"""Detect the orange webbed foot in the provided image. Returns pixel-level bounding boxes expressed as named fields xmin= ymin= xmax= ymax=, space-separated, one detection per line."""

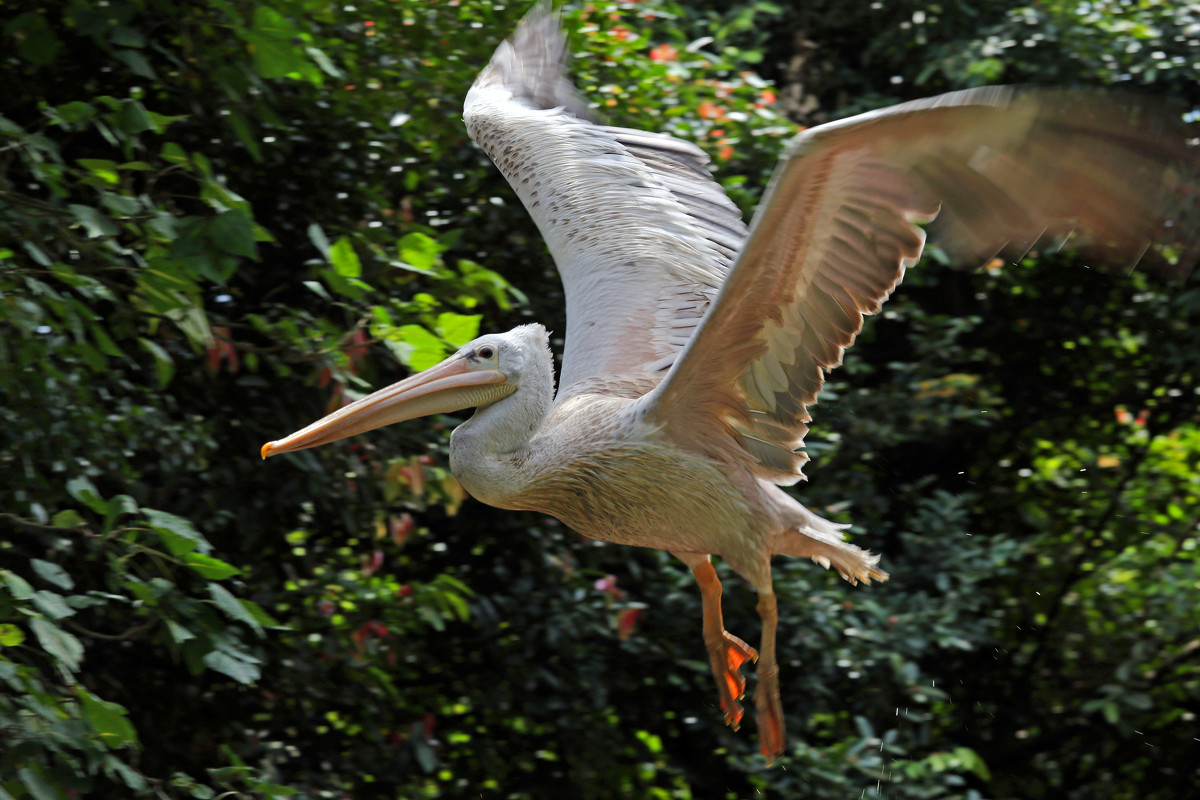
xmin=707 ymin=630 xmax=758 ymax=729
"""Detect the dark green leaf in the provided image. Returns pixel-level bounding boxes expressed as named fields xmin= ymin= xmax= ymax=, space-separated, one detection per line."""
xmin=31 ymin=590 xmax=75 ymax=620
xmin=2 ymin=571 xmax=34 ymax=600
xmin=209 ymin=584 xmax=263 ymax=636
xmin=68 ymin=204 xmax=119 ymax=238
xmin=109 ymin=26 xmax=145 ymax=47
xmin=138 ymin=337 xmax=175 ymax=388
xmin=31 ymin=559 xmax=73 ymax=590
xmin=66 ymin=475 xmax=106 ymax=513
xmin=18 ymin=763 xmax=66 ymax=800
xmin=144 ymin=508 xmax=211 ymax=555
xmin=50 ymin=509 xmax=85 ymax=528
xmin=166 ymin=619 xmax=196 ymax=644
xmin=113 ymin=49 xmax=156 ymax=78
xmin=209 ymin=211 xmax=258 ymax=260
xmin=53 ymin=100 xmax=96 ymax=125
xmin=112 ymin=99 xmax=157 ymax=135
xmin=202 ymin=649 xmax=260 ymax=684
xmin=227 ymin=109 xmax=262 ymax=163
xmin=6 ymin=13 xmax=61 ymax=65
xmin=78 ymin=686 xmax=139 ymax=749
xmin=307 ymin=223 xmax=331 ymax=260
xmin=31 ymin=616 xmax=83 ymax=672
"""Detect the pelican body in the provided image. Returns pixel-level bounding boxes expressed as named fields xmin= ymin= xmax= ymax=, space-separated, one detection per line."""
xmin=264 ymin=4 xmax=1197 ymax=760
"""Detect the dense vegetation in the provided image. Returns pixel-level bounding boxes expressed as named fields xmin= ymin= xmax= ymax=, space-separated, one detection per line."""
xmin=2 ymin=0 xmax=1197 ymax=797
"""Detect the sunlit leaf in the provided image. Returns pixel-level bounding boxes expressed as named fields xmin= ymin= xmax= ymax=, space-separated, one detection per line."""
xmin=436 ymin=312 xmax=481 ymax=347
xmin=0 ymin=623 xmax=25 ymax=647
xmin=397 ymin=232 xmax=442 ymax=273
xmin=330 ymin=236 xmax=362 ymax=277
xmin=182 ymin=553 xmax=240 ymax=580
xmin=397 ymin=324 xmax=446 ymax=371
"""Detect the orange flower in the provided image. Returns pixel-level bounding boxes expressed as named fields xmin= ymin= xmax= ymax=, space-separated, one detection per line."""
xmin=760 ymin=88 xmax=777 ymax=105
xmin=649 ymin=43 xmax=678 ymax=62
xmin=697 ymin=100 xmax=722 ymax=119
xmin=609 ymin=25 xmax=629 ymax=40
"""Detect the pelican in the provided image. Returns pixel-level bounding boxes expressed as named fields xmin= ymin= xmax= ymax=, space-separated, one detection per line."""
xmin=263 ymin=4 xmax=1196 ymax=760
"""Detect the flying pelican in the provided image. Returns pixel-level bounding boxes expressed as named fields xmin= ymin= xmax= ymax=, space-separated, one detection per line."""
xmin=263 ymin=4 xmax=1196 ymax=759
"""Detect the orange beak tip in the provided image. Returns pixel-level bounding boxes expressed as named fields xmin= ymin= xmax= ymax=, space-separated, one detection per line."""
xmin=260 ymin=441 xmax=275 ymax=460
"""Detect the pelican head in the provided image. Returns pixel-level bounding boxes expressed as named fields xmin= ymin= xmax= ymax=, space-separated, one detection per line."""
xmin=261 ymin=324 xmax=550 ymax=458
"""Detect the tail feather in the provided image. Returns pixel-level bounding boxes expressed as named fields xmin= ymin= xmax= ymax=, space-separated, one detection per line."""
xmin=774 ymin=508 xmax=888 ymax=586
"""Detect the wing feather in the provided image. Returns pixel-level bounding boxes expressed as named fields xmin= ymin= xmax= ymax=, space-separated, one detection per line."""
xmin=464 ymin=6 xmax=747 ymax=398
xmin=643 ymin=88 xmax=1197 ymax=484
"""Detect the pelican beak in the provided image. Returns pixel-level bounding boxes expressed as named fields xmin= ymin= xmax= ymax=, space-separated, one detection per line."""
xmin=261 ymin=354 xmax=511 ymax=458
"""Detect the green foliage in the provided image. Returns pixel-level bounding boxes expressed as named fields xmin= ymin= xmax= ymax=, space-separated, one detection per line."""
xmin=2 ymin=0 xmax=1198 ymax=798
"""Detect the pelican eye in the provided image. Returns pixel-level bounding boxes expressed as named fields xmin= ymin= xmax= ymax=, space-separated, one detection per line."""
xmin=476 ymin=345 xmax=496 ymax=360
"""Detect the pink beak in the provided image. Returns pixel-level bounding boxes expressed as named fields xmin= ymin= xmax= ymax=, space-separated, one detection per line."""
xmin=261 ymin=354 xmax=510 ymax=458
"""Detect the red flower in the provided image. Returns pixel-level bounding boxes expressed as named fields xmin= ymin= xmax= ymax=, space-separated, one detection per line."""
xmin=617 ymin=607 xmax=644 ymax=640
xmin=649 ymin=43 xmax=678 ymax=62
xmin=390 ymin=513 xmax=415 ymax=546
xmin=361 ymin=549 xmax=384 ymax=576
xmin=205 ymin=327 xmax=239 ymax=375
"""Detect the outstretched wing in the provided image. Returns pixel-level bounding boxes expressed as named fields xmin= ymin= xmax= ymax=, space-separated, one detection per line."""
xmin=463 ymin=5 xmax=747 ymax=399
xmin=642 ymin=87 xmax=1197 ymax=484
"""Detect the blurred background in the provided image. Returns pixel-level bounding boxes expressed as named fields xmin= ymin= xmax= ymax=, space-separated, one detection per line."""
xmin=2 ymin=0 xmax=1198 ymax=797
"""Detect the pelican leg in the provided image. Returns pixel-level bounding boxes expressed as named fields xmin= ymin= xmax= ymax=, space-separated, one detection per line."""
xmin=689 ymin=559 xmax=758 ymax=730
xmin=754 ymin=589 xmax=786 ymax=761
